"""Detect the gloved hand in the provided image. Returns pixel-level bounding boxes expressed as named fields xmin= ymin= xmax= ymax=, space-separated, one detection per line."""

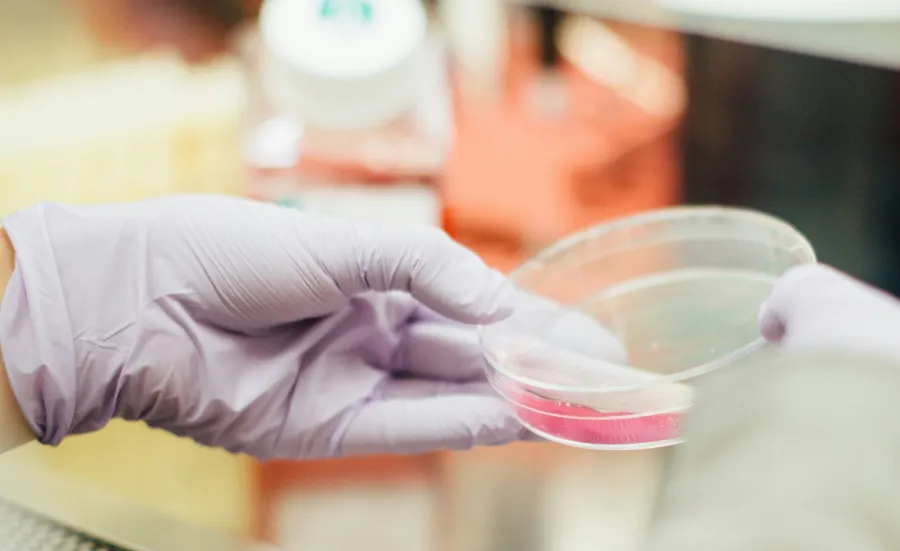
xmin=643 ymin=264 xmax=900 ymax=551
xmin=759 ymin=263 xmax=900 ymax=357
xmin=0 ymin=195 xmax=530 ymax=460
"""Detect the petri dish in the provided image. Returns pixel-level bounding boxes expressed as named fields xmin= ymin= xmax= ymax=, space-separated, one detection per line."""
xmin=480 ymin=206 xmax=816 ymax=450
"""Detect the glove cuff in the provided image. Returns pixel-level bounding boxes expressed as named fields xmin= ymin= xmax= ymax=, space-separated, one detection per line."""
xmin=0 ymin=205 xmax=79 ymax=446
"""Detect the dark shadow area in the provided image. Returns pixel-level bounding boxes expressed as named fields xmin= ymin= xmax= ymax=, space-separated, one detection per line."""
xmin=682 ymin=35 xmax=900 ymax=294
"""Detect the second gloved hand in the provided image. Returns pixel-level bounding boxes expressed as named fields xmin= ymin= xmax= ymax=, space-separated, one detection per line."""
xmin=0 ymin=195 xmax=529 ymax=460
xmin=759 ymin=263 xmax=900 ymax=357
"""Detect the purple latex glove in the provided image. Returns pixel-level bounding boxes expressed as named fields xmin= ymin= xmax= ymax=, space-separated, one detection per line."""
xmin=759 ymin=263 xmax=900 ymax=357
xmin=0 ymin=195 xmax=531 ymax=460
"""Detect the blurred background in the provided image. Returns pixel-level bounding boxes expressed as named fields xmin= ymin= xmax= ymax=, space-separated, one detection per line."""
xmin=0 ymin=0 xmax=899 ymax=550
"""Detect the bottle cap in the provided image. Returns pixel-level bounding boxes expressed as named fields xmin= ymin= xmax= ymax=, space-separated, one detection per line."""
xmin=259 ymin=0 xmax=429 ymax=130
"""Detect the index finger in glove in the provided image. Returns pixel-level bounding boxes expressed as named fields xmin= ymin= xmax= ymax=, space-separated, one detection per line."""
xmin=324 ymin=220 xmax=516 ymax=325
xmin=398 ymin=292 xmax=627 ymax=383
xmin=413 ymin=291 xmax=627 ymax=362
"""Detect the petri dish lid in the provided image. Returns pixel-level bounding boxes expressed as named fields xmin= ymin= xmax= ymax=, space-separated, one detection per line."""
xmin=481 ymin=207 xmax=816 ymax=403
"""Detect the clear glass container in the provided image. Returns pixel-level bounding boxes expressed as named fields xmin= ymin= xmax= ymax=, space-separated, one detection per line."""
xmin=480 ymin=206 xmax=816 ymax=450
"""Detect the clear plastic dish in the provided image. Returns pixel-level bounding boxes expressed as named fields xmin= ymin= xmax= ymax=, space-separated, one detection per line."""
xmin=480 ymin=206 xmax=816 ymax=450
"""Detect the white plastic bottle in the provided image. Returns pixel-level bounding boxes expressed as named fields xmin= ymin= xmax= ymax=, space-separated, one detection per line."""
xmin=240 ymin=0 xmax=453 ymax=227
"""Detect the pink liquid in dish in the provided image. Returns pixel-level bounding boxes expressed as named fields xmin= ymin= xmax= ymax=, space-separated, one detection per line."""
xmin=511 ymin=391 xmax=682 ymax=447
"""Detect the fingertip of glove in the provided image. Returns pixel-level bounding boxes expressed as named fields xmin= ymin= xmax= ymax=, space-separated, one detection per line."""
xmin=480 ymin=274 xmax=518 ymax=321
xmin=434 ymin=267 xmax=517 ymax=325
xmin=757 ymin=300 xmax=785 ymax=343
xmin=760 ymin=263 xmax=837 ymax=342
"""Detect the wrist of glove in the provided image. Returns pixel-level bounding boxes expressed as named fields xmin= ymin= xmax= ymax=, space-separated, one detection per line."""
xmin=0 ymin=227 xmax=36 ymax=454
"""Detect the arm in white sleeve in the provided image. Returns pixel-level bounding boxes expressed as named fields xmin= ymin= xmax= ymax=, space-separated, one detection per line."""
xmin=643 ymin=352 xmax=900 ymax=551
xmin=0 ymin=228 xmax=36 ymax=454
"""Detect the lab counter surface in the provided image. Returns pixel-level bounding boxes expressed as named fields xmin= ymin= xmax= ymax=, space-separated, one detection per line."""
xmin=0 ymin=452 xmax=282 ymax=551
xmin=0 ymin=445 xmax=668 ymax=551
